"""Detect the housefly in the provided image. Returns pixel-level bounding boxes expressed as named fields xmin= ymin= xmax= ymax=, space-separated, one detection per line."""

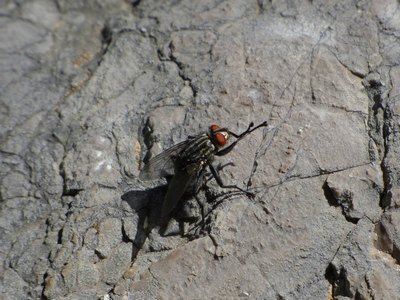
xmin=139 ymin=121 xmax=268 ymax=218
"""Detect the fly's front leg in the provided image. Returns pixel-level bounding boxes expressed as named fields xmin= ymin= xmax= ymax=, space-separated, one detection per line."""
xmin=207 ymin=161 xmax=255 ymax=198
xmin=215 ymin=121 xmax=268 ymax=157
xmin=215 ymin=139 xmax=241 ymax=156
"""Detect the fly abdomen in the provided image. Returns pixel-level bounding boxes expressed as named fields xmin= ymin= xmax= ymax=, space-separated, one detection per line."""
xmin=178 ymin=134 xmax=215 ymax=166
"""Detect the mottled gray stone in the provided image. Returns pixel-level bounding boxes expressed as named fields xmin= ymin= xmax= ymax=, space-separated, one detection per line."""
xmin=327 ymin=218 xmax=400 ymax=299
xmin=375 ymin=210 xmax=400 ymax=264
xmin=1 ymin=0 xmax=400 ymax=299
xmin=325 ymin=165 xmax=383 ymax=222
xmin=121 ymin=215 xmax=139 ymax=242
xmin=0 ymin=268 xmax=29 ymax=300
xmin=97 ymin=242 xmax=132 ymax=285
xmin=95 ymin=218 xmax=123 ymax=258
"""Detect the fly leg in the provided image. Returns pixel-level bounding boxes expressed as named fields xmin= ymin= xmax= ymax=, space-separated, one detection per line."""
xmin=207 ymin=161 xmax=255 ymax=198
xmin=215 ymin=121 xmax=268 ymax=157
xmin=187 ymin=163 xmax=236 ymax=236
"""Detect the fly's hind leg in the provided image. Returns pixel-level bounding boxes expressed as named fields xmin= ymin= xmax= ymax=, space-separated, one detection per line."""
xmin=207 ymin=161 xmax=255 ymax=199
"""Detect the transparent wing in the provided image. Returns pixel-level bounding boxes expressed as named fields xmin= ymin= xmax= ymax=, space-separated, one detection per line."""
xmin=139 ymin=139 xmax=190 ymax=181
xmin=161 ymin=163 xmax=202 ymax=217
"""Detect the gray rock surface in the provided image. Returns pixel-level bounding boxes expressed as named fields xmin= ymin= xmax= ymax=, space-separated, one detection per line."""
xmin=1 ymin=0 xmax=400 ymax=299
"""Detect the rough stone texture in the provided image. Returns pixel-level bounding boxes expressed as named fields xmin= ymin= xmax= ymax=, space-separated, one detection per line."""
xmin=1 ymin=0 xmax=400 ymax=299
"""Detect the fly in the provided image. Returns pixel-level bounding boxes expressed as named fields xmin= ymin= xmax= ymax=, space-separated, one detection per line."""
xmin=139 ymin=121 xmax=268 ymax=218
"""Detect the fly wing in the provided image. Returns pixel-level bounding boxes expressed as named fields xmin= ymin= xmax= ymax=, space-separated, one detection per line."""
xmin=139 ymin=139 xmax=190 ymax=181
xmin=161 ymin=163 xmax=201 ymax=218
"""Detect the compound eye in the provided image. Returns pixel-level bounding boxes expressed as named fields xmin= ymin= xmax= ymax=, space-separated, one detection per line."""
xmin=214 ymin=131 xmax=229 ymax=146
xmin=210 ymin=124 xmax=229 ymax=146
xmin=210 ymin=124 xmax=220 ymax=132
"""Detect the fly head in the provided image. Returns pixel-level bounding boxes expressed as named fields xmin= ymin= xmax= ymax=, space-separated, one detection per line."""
xmin=209 ymin=124 xmax=230 ymax=148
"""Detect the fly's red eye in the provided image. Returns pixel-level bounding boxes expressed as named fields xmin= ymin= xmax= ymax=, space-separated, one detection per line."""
xmin=210 ymin=124 xmax=229 ymax=146
xmin=214 ymin=132 xmax=228 ymax=145
xmin=210 ymin=124 xmax=220 ymax=132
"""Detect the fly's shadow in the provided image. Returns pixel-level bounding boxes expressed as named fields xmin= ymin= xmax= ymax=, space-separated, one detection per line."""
xmin=120 ymin=181 xmax=202 ymax=247
xmin=121 ymin=171 xmax=245 ymax=253
xmin=121 ymin=184 xmax=167 ymax=254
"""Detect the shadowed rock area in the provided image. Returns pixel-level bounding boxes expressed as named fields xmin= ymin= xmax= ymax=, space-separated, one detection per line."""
xmin=1 ymin=0 xmax=400 ymax=299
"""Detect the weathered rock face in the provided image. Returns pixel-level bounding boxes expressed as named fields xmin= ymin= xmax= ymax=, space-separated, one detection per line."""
xmin=1 ymin=0 xmax=399 ymax=299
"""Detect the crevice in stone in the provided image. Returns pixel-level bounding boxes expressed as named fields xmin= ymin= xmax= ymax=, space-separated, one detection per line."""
xmin=292 ymin=162 xmax=369 ymax=182
xmin=252 ymin=162 xmax=372 ymax=197
xmin=101 ymin=25 xmax=113 ymax=49
xmin=328 ymin=47 xmax=365 ymax=79
xmin=140 ymin=117 xmax=156 ymax=164
xmin=166 ymin=41 xmax=197 ymax=98
xmin=364 ymin=77 xmax=385 ymax=161
xmin=57 ymin=228 xmax=63 ymax=245
xmin=91 ymin=21 xmax=136 ymax=75
xmin=40 ymin=272 xmax=49 ymax=300
xmin=354 ymin=290 xmax=363 ymax=300
xmin=362 ymin=273 xmax=374 ymax=300
xmin=322 ymin=180 xmax=359 ymax=224
xmin=61 ymin=188 xmax=83 ymax=197
xmin=363 ymin=74 xmax=392 ymax=209
xmin=106 ymin=286 xmax=116 ymax=298
xmin=325 ymin=263 xmax=353 ymax=298
xmin=59 ymin=160 xmax=83 ymax=197
xmin=130 ymin=0 xmax=142 ymax=8
xmin=380 ymin=103 xmax=393 ymax=208
xmin=94 ymin=249 xmax=106 ymax=260
xmin=373 ymin=221 xmax=400 ymax=265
